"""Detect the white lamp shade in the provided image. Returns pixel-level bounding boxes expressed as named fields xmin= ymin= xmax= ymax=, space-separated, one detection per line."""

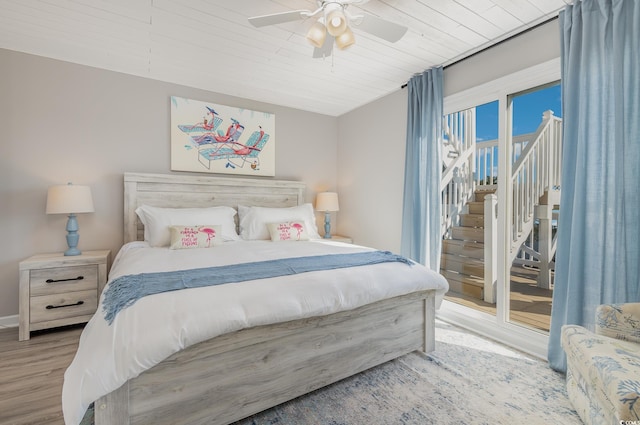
xmin=326 ymin=9 xmax=347 ymax=36
xmin=46 ymin=184 xmax=95 ymax=214
xmin=335 ymin=27 xmax=355 ymax=50
xmin=306 ymin=21 xmax=327 ymax=48
xmin=316 ymin=192 xmax=339 ymax=212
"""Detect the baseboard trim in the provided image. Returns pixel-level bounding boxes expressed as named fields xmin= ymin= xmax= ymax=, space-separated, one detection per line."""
xmin=0 ymin=315 xmax=18 ymax=328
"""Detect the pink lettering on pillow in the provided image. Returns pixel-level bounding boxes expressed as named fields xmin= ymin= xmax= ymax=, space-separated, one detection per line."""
xmin=180 ymin=227 xmax=200 ymax=248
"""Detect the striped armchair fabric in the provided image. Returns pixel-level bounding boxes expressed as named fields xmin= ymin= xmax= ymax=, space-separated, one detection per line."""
xmin=561 ymin=303 xmax=640 ymax=425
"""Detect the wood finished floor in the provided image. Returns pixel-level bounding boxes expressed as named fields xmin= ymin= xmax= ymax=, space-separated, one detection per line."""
xmin=0 ymin=325 xmax=83 ymax=425
xmin=446 ymin=265 xmax=553 ymax=332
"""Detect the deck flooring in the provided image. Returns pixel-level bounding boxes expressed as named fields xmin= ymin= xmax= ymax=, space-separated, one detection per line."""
xmin=445 ymin=265 xmax=553 ymax=332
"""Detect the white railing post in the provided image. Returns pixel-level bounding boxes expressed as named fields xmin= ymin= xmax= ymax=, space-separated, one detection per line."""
xmin=484 ymin=193 xmax=497 ymax=304
xmin=535 ymin=203 xmax=553 ymax=289
xmin=441 ymin=108 xmax=477 ymax=239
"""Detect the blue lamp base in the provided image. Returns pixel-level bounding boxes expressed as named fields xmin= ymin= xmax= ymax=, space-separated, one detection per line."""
xmin=323 ymin=211 xmax=332 ymax=239
xmin=64 ymin=213 xmax=82 ymax=256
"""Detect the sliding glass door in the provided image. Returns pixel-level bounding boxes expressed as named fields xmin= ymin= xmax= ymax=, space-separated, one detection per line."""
xmin=438 ymin=60 xmax=561 ymax=358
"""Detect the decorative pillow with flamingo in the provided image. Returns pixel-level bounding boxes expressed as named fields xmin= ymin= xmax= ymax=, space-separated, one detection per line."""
xmin=169 ymin=225 xmax=223 ymax=249
xmin=266 ymin=221 xmax=310 ymax=242
xmin=238 ymin=204 xmax=321 ymax=240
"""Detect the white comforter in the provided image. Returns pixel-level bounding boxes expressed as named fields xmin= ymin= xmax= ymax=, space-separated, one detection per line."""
xmin=62 ymin=240 xmax=448 ymax=425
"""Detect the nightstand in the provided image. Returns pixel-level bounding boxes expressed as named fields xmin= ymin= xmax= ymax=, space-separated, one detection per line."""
xmin=326 ymin=235 xmax=353 ymax=244
xmin=18 ymin=250 xmax=110 ymax=341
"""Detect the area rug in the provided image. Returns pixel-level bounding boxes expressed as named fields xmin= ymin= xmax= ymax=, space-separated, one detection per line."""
xmin=83 ymin=320 xmax=581 ymax=424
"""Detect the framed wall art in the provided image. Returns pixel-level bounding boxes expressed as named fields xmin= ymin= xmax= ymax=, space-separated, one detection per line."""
xmin=170 ymin=96 xmax=275 ymax=176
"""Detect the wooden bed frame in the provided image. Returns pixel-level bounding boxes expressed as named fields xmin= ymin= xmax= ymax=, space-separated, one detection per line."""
xmin=94 ymin=172 xmax=436 ymax=425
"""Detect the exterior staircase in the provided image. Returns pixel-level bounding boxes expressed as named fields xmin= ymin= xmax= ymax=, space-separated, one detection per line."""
xmin=440 ymin=190 xmax=493 ymax=299
xmin=440 ymin=108 xmax=563 ymax=304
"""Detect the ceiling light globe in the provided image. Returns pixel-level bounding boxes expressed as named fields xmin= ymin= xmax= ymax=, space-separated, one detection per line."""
xmin=306 ymin=21 xmax=327 ymax=48
xmin=335 ymin=27 xmax=355 ymax=50
xmin=326 ymin=10 xmax=347 ymax=36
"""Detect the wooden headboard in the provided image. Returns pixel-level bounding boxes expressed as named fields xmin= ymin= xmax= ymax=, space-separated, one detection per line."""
xmin=123 ymin=172 xmax=306 ymax=243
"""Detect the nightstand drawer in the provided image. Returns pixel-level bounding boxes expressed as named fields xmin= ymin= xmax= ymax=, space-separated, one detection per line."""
xmin=19 ymin=250 xmax=110 ymax=340
xmin=30 ymin=289 xmax=98 ymax=324
xmin=30 ymin=265 xmax=98 ymax=296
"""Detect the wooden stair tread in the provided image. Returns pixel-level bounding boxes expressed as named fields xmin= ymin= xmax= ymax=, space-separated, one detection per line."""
xmin=440 ymin=253 xmax=484 ymax=277
xmin=442 ymin=239 xmax=484 ymax=259
xmin=442 ymin=239 xmax=484 ymax=249
xmin=451 ymin=226 xmax=484 ymax=242
xmin=459 ymin=213 xmax=484 ymax=228
xmin=467 ymin=202 xmax=484 ymax=215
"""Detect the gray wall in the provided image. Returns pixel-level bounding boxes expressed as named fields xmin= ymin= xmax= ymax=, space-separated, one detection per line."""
xmin=0 ymin=49 xmax=337 ymax=318
xmin=336 ymin=89 xmax=408 ymax=251
xmin=336 ymin=19 xmax=560 ymax=252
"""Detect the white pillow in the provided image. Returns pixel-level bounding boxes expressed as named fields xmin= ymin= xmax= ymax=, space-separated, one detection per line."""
xmin=135 ymin=205 xmax=239 ymax=247
xmin=238 ymin=204 xmax=320 ymax=240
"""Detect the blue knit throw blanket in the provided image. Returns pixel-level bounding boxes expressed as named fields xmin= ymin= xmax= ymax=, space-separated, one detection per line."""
xmin=102 ymin=250 xmax=413 ymax=324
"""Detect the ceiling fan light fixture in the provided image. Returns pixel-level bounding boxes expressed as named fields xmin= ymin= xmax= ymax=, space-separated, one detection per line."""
xmin=335 ymin=27 xmax=355 ymax=50
xmin=306 ymin=21 xmax=327 ymax=48
xmin=326 ymin=9 xmax=347 ymax=36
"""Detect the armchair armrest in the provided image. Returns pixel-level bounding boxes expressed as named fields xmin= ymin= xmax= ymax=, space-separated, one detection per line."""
xmin=596 ymin=303 xmax=640 ymax=344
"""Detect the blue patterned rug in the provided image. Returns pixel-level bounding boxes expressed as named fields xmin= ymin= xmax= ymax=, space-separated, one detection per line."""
xmin=83 ymin=321 xmax=581 ymax=424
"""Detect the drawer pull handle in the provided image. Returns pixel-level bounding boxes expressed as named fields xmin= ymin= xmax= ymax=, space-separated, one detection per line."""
xmin=46 ymin=301 xmax=85 ymax=309
xmin=46 ymin=276 xmax=84 ymax=283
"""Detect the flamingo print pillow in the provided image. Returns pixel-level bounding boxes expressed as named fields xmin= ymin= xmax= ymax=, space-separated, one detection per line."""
xmin=169 ymin=225 xmax=223 ymax=249
xmin=267 ymin=221 xmax=310 ymax=242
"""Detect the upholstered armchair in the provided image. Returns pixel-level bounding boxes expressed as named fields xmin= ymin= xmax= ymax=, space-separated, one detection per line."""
xmin=561 ymin=303 xmax=640 ymax=425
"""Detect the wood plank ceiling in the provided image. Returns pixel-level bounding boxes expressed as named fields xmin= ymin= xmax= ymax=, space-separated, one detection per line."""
xmin=0 ymin=0 xmax=570 ymax=116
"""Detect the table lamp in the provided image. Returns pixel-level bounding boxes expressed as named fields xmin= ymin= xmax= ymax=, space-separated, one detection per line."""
xmin=46 ymin=183 xmax=95 ymax=256
xmin=316 ymin=192 xmax=339 ymax=239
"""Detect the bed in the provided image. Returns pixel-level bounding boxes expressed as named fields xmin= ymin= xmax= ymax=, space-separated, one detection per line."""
xmin=63 ymin=172 xmax=448 ymax=425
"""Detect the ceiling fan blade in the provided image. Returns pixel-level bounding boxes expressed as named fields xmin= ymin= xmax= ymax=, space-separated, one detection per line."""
xmin=313 ymin=35 xmax=334 ymax=58
xmin=353 ymin=13 xmax=408 ymax=42
xmin=248 ymin=10 xmax=309 ymax=27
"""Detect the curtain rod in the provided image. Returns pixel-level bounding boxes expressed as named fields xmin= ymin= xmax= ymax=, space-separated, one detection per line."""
xmin=400 ymin=14 xmax=560 ymax=89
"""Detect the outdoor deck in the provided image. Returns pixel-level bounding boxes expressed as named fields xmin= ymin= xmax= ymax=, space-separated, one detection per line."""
xmin=444 ymin=265 xmax=553 ymax=332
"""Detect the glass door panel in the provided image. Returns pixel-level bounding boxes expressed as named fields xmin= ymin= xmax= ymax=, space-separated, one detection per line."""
xmin=507 ymin=83 xmax=562 ymax=332
xmin=441 ymin=100 xmax=498 ymax=317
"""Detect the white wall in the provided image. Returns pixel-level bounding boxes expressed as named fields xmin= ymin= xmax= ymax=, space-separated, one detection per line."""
xmin=336 ymin=19 xmax=561 ymax=253
xmin=0 ymin=48 xmax=338 ymax=318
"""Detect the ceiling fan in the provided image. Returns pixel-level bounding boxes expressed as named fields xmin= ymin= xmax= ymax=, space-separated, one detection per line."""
xmin=248 ymin=0 xmax=408 ymax=58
